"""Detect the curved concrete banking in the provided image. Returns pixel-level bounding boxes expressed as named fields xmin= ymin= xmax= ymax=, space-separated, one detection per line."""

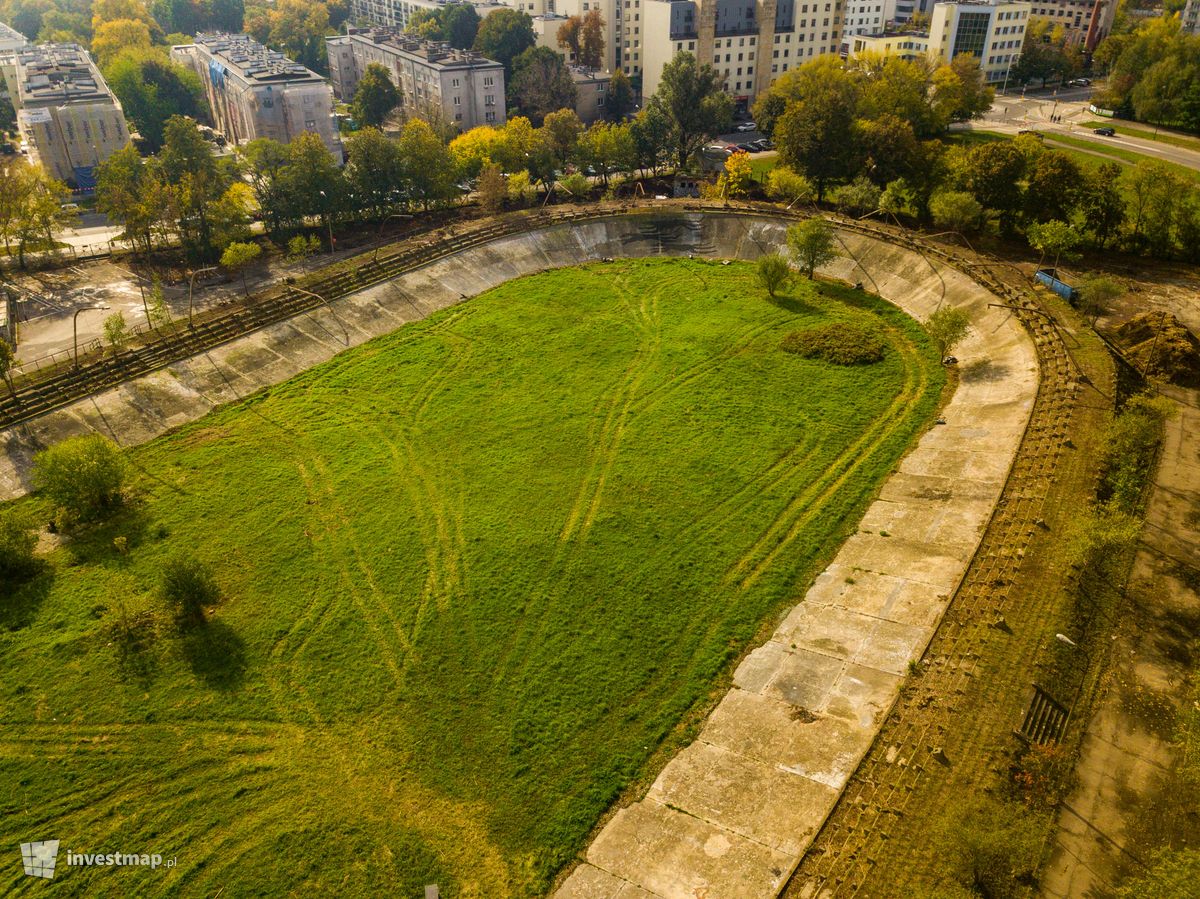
xmin=0 ymin=212 xmax=1038 ymax=898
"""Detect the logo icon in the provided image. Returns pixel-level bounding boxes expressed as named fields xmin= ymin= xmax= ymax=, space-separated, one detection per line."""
xmin=20 ymin=841 xmax=60 ymax=879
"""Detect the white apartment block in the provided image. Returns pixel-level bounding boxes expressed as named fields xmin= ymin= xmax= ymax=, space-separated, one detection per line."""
xmin=842 ymin=0 xmax=897 ymax=41
xmin=12 ymin=43 xmax=131 ymax=188
xmin=1185 ymin=0 xmax=1200 ymax=35
xmin=643 ymin=0 xmax=846 ymax=112
xmin=1027 ymin=0 xmax=1114 ymax=49
xmin=172 ymin=33 xmax=343 ymax=162
xmin=327 ymin=28 xmax=506 ymax=129
xmin=847 ymin=0 xmax=1029 ymax=83
xmin=350 ymin=0 xmax=510 ymax=30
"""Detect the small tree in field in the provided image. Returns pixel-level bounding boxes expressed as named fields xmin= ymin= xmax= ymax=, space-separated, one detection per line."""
xmin=721 ymin=150 xmax=752 ymax=200
xmin=766 ymin=167 xmax=815 ymax=206
xmin=104 ymin=312 xmax=131 ymax=353
xmin=1076 ymin=274 xmax=1124 ymax=324
xmin=930 ymin=190 xmax=984 ymax=233
xmin=221 ymin=241 xmax=262 ymax=295
xmin=757 ymin=253 xmax=792 ymax=298
xmin=161 ymin=553 xmax=219 ymax=629
xmin=787 ymin=219 xmax=839 ymax=279
xmin=1027 ymin=219 xmax=1081 ymax=270
xmin=32 ymin=434 xmax=128 ymax=523
xmin=0 ymin=506 xmax=37 ymax=581
xmin=926 ymin=306 xmax=971 ymax=358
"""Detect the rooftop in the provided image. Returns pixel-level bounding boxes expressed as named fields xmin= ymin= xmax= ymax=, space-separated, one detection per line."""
xmin=14 ymin=44 xmax=116 ymax=107
xmin=336 ymin=27 xmax=502 ymax=68
xmin=190 ymin=33 xmax=325 ymax=84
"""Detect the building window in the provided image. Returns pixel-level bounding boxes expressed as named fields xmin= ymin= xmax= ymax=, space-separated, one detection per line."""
xmin=483 ymin=75 xmax=494 ymax=87
xmin=486 ymin=111 xmax=496 ymax=122
xmin=485 ymin=94 xmax=495 ymax=106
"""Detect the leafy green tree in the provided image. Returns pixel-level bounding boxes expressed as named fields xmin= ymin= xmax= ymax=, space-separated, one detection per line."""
xmin=343 ymin=128 xmax=404 ymax=217
xmin=92 ymin=18 xmax=152 ymax=67
xmin=1028 ymin=219 xmax=1081 ymax=270
xmin=161 ymin=553 xmax=219 ymax=629
xmin=221 ymin=240 xmax=262 ymax=294
xmin=857 ymin=113 xmax=921 ymax=187
xmin=0 ymin=506 xmax=37 ymax=582
xmin=96 ymin=144 xmax=174 ymax=254
xmin=241 ymin=137 xmax=294 ymax=236
xmin=937 ymin=797 xmax=1041 ymax=899
xmin=929 ymin=189 xmax=984 ymax=232
xmin=473 ymin=7 xmax=535 ymax=75
xmin=630 ymin=105 xmax=672 ymax=175
xmin=266 ymin=0 xmax=330 ymax=73
xmin=282 ymin=131 xmax=344 ymax=244
xmin=756 ymin=252 xmax=791 ymax=297
xmin=932 ymin=54 xmax=994 ymax=123
xmin=1024 ymin=150 xmax=1084 ymax=224
xmin=161 ymin=115 xmax=231 ymax=259
xmin=575 ymin=121 xmax=635 ymax=188
xmin=556 ymin=14 xmax=581 ymax=61
xmin=104 ymin=49 xmax=206 ymax=152
xmin=477 ymin=163 xmax=507 ymax=213
xmin=605 ymin=69 xmax=634 ymax=122
xmin=509 ymin=46 xmax=577 ymax=126
xmin=397 ymin=118 xmax=458 ymax=210
xmin=0 ymin=336 xmax=14 ymax=396
xmin=957 ymin=141 xmax=1026 ymax=234
xmin=775 ymin=93 xmax=861 ymax=202
xmin=1114 ymin=848 xmax=1200 ymax=899
xmin=352 ymin=63 xmax=400 ymax=128
xmin=579 ymin=8 xmax=605 ymax=70
xmin=32 ymin=434 xmax=128 ymax=523
xmin=541 ymin=108 xmax=583 ymax=167
xmin=855 ymin=56 xmax=943 ymax=138
xmin=1076 ymin=275 xmax=1124 ymax=324
xmin=926 ymin=306 xmax=971 ymax=357
xmin=557 ymin=171 xmax=591 ymax=200
xmin=786 ymin=219 xmax=839 ymax=279
xmin=648 ymin=52 xmax=733 ymax=170
xmin=766 ymin=166 xmax=816 ymax=206
xmin=830 ymin=175 xmax=881 ymax=216
xmin=104 ymin=311 xmax=131 ymax=352
xmin=440 ymin=3 xmax=480 ymax=49
xmin=1078 ymin=161 xmax=1126 ymax=249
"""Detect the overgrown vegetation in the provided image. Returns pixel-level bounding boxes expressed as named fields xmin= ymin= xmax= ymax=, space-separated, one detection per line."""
xmin=935 ymin=796 xmax=1042 ymax=899
xmin=781 ymin=322 xmax=887 ymax=365
xmin=31 ymin=433 xmax=128 ymax=524
xmin=0 ymin=260 xmax=943 ymax=895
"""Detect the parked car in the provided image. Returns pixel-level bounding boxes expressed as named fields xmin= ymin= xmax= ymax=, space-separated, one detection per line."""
xmin=1093 ymin=127 xmax=1115 ymax=136
xmin=1067 ymin=77 xmax=1092 ymax=86
xmin=736 ymin=143 xmax=758 ymax=153
xmin=750 ymin=138 xmax=770 ymax=150
xmin=735 ymin=121 xmax=757 ymax=132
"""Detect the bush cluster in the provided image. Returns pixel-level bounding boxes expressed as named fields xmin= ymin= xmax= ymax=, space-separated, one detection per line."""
xmin=781 ymin=322 xmax=886 ymax=365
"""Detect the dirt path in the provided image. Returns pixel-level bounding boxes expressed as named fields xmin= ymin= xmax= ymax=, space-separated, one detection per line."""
xmin=1041 ymin=385 xmax=1200 ymax=896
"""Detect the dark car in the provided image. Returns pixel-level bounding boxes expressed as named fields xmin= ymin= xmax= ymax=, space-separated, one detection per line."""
xmin=736 ymin=143 xmax=758 ymax=153
xmin=1093 ymin=127 xmax=1115 ymax=136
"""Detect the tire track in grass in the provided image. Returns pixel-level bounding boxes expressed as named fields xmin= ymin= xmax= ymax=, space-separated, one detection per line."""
xmin=725 ymin=328 xmax=926 ymax=591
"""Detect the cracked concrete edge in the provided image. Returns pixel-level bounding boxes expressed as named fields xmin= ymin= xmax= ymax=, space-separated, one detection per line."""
xmin=553 ymin=224 xmax=1039 ymax=899
xmin=0 ymin=212 xmax=1038 ymax=899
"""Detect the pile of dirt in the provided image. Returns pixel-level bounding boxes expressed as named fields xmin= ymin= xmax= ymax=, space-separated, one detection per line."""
xmin=1114 ymin=312 xmax=1200 ymax=387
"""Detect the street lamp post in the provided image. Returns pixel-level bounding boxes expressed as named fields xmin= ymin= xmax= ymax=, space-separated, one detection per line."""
xmin=73 ymin=303 xmax=110 ymax=369
xmin=188 ymin=266 xmax=219 ymax=329
xmin=372 ymin=213 xmax=415 ymax=265
xmin=319 ymin=190 xmax=334 ymax=253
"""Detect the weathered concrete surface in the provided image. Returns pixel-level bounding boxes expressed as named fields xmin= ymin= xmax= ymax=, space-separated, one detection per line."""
xmin=0 ymin=211 xmax=1038 ymax=899
xmin=1042 ymin=386 xmax=1200 ymax=898
xmin=554 ymin=223 xmax=1038 ymax=898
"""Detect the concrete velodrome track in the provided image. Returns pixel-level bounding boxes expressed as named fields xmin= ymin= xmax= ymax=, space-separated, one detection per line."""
xmin=0 ymin=209 xmax=1038 ymax=898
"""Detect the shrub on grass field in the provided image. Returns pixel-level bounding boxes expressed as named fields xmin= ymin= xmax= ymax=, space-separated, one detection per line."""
xmin=756 ymin=252 xmax=792 ymax=297
xmin=781 ymin=322 xmax=886 ymax=365
xmin=0 ymin=507 xmax=37 ymax=580
xmin=161 ymin=554 xmax=219 ymax=629
xmin=32 ymin=434 xmax=128 ymax=523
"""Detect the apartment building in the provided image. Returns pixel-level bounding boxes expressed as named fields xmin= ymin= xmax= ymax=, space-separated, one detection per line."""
xmin=1185 ymin=0 xmax=1200 ymax=35
xmin=172 ymin=33 xmax=343 ymax=162
xmin=642 ymin=0 xmax=846 ymax=112
xmin=11 ymin=43 xmax=131 ymax=188
xmin=1027 ymin=0 xmax=1114 ymax=49
xmin=847 ymin=0 xmax=1030 ymax=82
xmin=327 ymin=28 xmax=506 ymax=129
xmin=350 ymin=0 xmax=509 ymax=30
xmin=572 ymin=67 xmax=612 ymax=122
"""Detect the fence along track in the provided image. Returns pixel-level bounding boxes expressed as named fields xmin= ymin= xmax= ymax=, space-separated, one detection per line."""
xmin=0 ymin=202 xmax=1040 ymax=437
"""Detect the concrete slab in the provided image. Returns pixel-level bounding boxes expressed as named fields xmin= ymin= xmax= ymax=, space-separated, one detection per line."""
xmin=586 ymin=802 xmax=794 ymax=899
xmin=647 ymin=741 xmax=839 ymax=856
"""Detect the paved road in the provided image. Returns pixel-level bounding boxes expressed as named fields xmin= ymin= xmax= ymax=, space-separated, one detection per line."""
xmin=964 ymin=85 xmax=1200 ymax=171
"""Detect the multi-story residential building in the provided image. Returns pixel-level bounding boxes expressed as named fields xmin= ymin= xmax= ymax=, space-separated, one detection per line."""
xmin=327 ymin=28 xmax=506 ymax=130
xmin=1027 ymin=0 xmax=1114 ymax=49
xmin=172 ymin=33 xmax=343 ymax=162
xmin=1185 ymin=0 xmax=1200 ymax=35
xmin=842 ymin=0 xmax=897 ymax=42
xmin=350 ymin=0 xmax=510 ymax=30
xmin=642 ymin=0 xmax=846 ymax=113
xmin=571 ymin=67 xmax=612 ymax=122
xmin=847 ymin=0 xmax=1030 ymax=83
xmin=11 ymin=43 xmax=131 ymax=188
